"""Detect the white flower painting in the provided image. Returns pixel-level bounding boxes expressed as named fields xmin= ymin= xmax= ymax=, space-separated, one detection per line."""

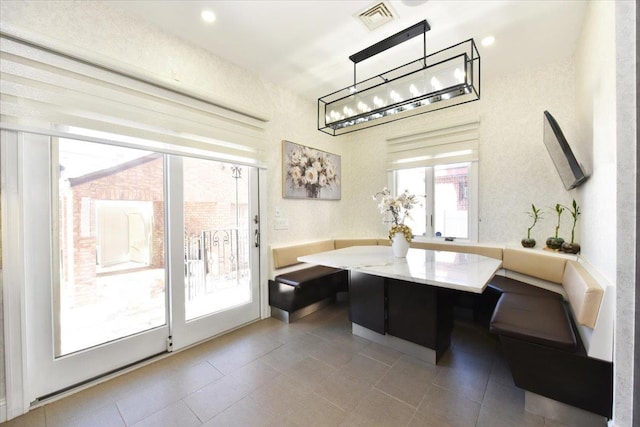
xmin=283 ymin=140 xmax=341 ymax=200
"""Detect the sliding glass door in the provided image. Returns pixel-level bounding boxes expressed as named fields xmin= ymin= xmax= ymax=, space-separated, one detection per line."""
xmin=18 ymin=133 xmax=261 ymax=401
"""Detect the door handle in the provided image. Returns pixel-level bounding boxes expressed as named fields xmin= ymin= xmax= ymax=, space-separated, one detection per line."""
xmin=254 ymin=229 xmax=260 ymax=248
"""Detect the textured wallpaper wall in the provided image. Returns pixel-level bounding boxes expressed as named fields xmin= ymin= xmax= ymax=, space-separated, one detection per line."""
xmin=574 ymin=0 xmax=617 ymax=284
xmin=1 ymin=0 xmax=632 ymax=422
xmin=338 ymin=58 xmax=578 ymax=247
xmin=2 ymin=1 xmax=579 ymax=252
xmin=0 ymin=0 xmax=585 ymax=265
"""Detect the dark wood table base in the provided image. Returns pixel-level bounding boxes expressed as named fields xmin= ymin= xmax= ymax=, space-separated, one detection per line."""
xmin=349 ymin=271 xmax=455 ymax=364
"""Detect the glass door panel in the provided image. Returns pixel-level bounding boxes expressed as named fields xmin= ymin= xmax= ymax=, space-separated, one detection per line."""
xmin=183 ymin=158 xmax=251 ymax=321
xmin=55 ymin=140 xmax=167 ymax=356
xmin=169 ymin=155 xmax=260 ymax=351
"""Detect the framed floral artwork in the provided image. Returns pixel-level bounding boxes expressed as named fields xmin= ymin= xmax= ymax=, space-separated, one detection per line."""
xmin=282 ymin=140 xmax=341 ymax=200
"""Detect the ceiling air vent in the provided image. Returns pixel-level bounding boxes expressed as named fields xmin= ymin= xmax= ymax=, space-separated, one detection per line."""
xmin=357 ymin=2 xmax=396 ymax=31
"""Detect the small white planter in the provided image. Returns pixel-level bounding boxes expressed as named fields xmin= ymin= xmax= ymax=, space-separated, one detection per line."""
xmin=391 ymin=233 xmax=410 ymax=258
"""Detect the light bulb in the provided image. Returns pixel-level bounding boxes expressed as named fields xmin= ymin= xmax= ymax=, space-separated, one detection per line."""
xmin=201 ymin=10 xmax=216 ymax=23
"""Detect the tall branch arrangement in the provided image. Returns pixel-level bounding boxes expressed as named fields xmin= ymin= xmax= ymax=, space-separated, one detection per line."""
xmin=372 ymin=188 xmax=419 ymax=242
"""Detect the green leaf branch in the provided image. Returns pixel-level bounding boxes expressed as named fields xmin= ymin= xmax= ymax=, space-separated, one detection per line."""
xmin=552 ymin=203 xmax=564 ymax=239
xmin=562 ymin=199 xmax=581 ymax=244
xmin=526 ymin=204 xmax=543 ymax=239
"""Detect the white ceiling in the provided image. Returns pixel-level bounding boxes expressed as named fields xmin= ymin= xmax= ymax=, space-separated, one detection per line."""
xmin=106 ymin=0 xmax=588 ymax=103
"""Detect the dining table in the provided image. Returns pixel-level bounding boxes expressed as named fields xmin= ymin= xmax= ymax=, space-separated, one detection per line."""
xmin=299 ymin=245 xmax=503 ymax=363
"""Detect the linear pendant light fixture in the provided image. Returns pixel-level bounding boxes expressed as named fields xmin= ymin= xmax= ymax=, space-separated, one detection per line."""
xmin=318 ymin=20 xmax=481 ymax=136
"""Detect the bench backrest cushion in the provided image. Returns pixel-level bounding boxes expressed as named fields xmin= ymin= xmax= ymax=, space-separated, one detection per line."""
xmin=334 ymin=239 xmax=379 ymax=249
xmin=272 ymin=240 xmax=335 ymax=269
xmin=562 ymin=260 xmax=604 ymax=328
xmin=503 ymin=248 xmax=567 ymax=284
xmin=411 ymin=241 xmax=503 ymax=260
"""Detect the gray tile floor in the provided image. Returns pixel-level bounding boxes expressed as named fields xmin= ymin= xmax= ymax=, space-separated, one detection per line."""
xmin=4 ymin=302 xmax=574 ymax=426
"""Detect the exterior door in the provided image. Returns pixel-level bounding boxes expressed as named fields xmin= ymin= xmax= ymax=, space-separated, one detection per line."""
xmin=168 ymin=155 xmax=261 ymax=350
xmin=19 ymin=134 xmax=261 ymax=402
xmin=22 ymin=135 xmax=170 ymax=400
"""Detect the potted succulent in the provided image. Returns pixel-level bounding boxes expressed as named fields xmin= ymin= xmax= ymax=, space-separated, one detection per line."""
xmin=561 ymin=199 xmax=581 ymax=254
xmin=545 ymin=203 xmax=565 ymax=250
xmin=522 ymin=204 xmax=542 ymax=248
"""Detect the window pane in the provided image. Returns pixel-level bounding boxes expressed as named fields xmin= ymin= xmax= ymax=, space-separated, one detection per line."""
xmin=183 ymin=159 xmax=251 ymax=321
xmin=434 ymin=163 xmax=469 ymax=238
xmin=396 ymin=168 xmax=426 ymax=236
xmin=57 ymin=140 xmax=166 ymax=356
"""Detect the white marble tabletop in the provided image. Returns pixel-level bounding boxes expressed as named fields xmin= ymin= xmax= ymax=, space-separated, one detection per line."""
xmin=298 ymin=245 xmax=503 ymax=294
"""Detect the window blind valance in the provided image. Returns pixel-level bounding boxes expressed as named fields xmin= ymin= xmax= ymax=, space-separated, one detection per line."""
xmin=0 ymin=34 xmax=267 ymax=166
xmin=386 ymin=119 xmax=480 ymax=170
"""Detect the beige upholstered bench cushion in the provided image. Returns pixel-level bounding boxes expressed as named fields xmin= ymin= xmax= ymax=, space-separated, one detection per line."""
xmin=334 ymin=239 xmax=379 ymax=249
xmin=272 ymin=240 xmax=335 ymax=269
xmin=562 ymin=260 xmax=604 ymax=328
xmin=503 ymin=248 xmax=567 ymax=284
xmin=411 ymin=241 xmax=503 ymax=260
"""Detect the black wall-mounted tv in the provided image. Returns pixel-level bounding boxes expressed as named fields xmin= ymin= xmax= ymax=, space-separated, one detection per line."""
xmin=543 ymin=110 xmax=589 ymax=190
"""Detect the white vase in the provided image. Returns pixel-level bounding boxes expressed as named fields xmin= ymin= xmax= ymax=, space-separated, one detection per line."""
xmin=391 ymin=233 xmax=410 ymax=258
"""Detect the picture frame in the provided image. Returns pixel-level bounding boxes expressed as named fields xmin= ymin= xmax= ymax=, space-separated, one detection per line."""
xmin=282 ymin=140 xmax=341 ymax=200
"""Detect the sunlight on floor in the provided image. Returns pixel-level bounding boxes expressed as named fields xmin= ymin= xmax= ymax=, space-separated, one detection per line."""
xmin=59 ymin=268 xmax=251 ymax=355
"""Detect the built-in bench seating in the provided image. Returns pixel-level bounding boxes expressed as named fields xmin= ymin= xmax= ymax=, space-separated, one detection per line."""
xmin=269 ymin=238 xmax=502 ymax=322
xmin=268 ymin=239 xmax=614 ymax=423
xmin=487 ymin=248 xmax=613 ymax=420
xmin=269 ymin=265 xmax=347 ymax=323
xmin=269 ymin=239 xmax=382 ymax=322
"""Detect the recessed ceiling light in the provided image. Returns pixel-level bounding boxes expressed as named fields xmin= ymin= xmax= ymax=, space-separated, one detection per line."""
xmin=201 ymin=10 xmax=216 ymax=23
xmin=481 ymin=36 xmax=495 ymax=47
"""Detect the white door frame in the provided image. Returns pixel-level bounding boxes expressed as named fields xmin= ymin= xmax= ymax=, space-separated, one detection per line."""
xmin=258 ymin=168 xmax=269 ymax=320
xmin=1 ymin=132 xmax=29 ymax=420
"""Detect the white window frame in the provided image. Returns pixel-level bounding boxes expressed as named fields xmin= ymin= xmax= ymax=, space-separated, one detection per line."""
xmin=390 ymin=161 xmax=478 ymax=242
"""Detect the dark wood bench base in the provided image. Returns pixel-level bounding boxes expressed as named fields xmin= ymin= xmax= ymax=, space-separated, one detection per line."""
xmin=498 ymin=334 xmax=613 ymax=418
xmin=270 ymin=298 xmax=336 ymax=323
xmin=269 ymin=266 xmax=347 ymax=323
xmin=487 ymin=277 xmax=613 ymax=418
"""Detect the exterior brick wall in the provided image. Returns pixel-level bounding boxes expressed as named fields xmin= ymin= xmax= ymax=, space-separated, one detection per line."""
xmin=63 ymin=155 xmax=164 ymax=305
xmin=435 ymin=166 xmax=469 ymax=211
xmin=61 ymin=154 xmax=250 ymax=305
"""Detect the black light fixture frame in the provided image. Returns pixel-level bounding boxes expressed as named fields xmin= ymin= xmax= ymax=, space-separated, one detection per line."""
xmin=318 ymin=20 xmax=481 ymax=136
